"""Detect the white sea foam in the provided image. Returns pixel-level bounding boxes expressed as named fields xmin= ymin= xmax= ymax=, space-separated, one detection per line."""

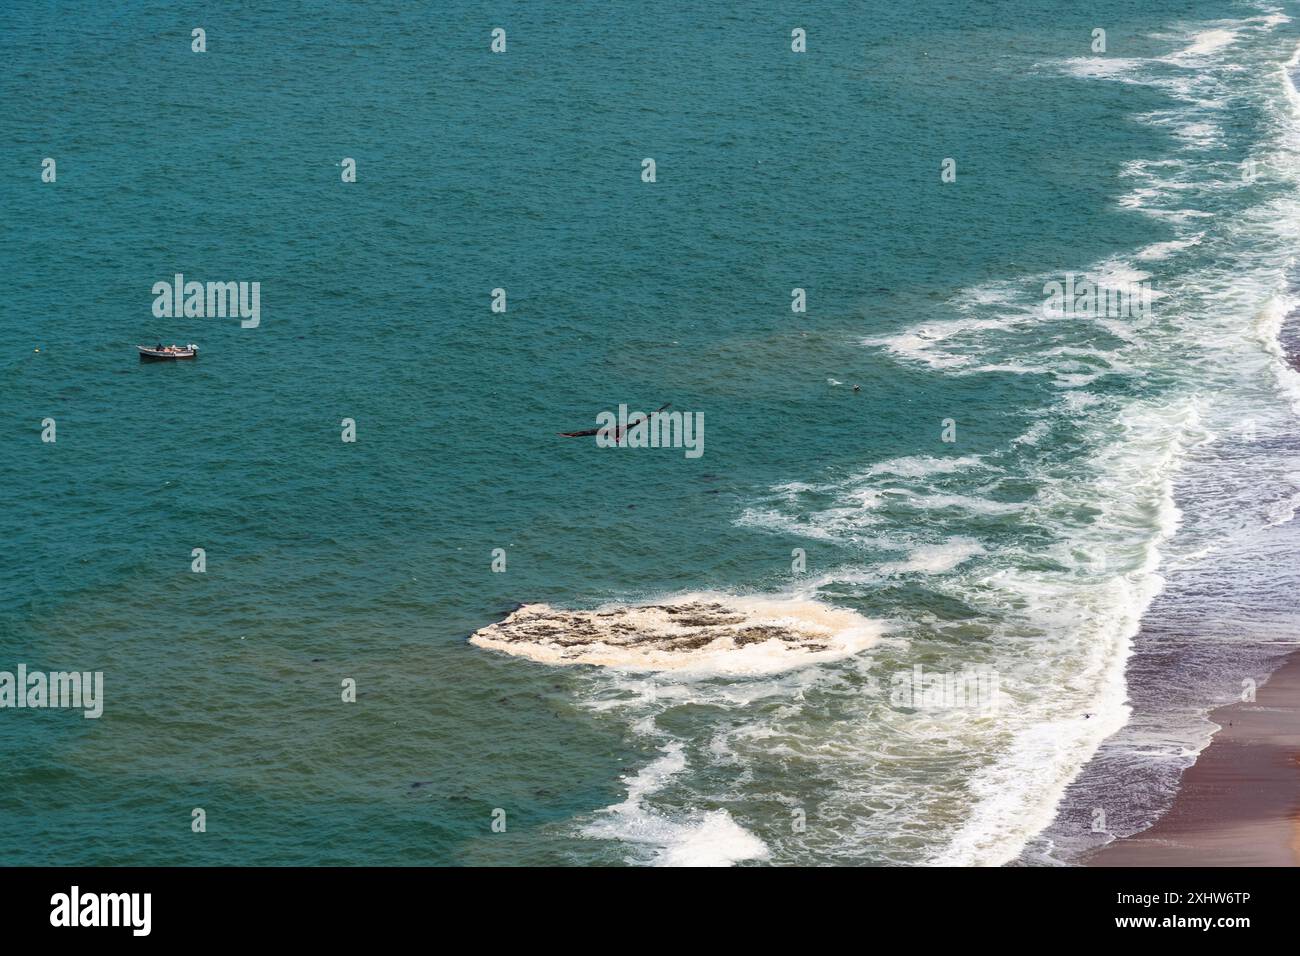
xmin=1059 ymin=57 xmax=1146 ymax=81
xmin=580 ymin=743 xmax=770 ymax=866
xmin=865 ymin=266 xmax=1149 ymax=378
xmin=899 ymin=492 xmax=1025 ymax=515
xmin=735 ymin=506 xmax=857 ymax=540
xmin=1166 ymin=28 xmax=1239 ymax=62
xmin=1086 ymin=260 xmax=1152 ymax=289
xmin=864 ymin=455 xmax=985 ymax=478
xmin=1012 ymin=420 xmax=1051 ymax=446
xmin=880 ymin=539 xmax=985 ymax=575
xmin=1253 ymin=293 xmax=1300 ymax=414
xmin=771 ymin=480 xmax=816 ymax=496
xmin=1265 ymin=489 xmax=1300 ymax=527
xmin=1136 ymin=233 xmax=1204 ymax=260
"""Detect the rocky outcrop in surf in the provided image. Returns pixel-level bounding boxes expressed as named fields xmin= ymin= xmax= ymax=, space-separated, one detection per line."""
xmin=469 ymin=593 xmax=881 ymax=673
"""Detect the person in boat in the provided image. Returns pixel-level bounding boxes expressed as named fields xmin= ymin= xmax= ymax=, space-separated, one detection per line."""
xmin=156 ymin=342 xmax=163 ymax=350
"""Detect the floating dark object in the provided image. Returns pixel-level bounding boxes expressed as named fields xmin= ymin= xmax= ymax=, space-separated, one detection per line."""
xmin=559 ymin=403 xmax=670 ymax=440
xmin=138 ymin=344 xmax=198 ymax=360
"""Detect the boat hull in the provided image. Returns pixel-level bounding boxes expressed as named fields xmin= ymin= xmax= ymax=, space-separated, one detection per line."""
xmin=137 ymin=347 xmax=197 ymax=360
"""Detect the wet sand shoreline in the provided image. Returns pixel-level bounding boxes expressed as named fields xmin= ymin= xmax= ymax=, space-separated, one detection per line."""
xmin=1087 ymin=649 xmax=1300 ymax=866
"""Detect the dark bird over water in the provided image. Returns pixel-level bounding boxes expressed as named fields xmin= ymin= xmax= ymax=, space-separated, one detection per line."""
xmin=559 ymin=403 xmax=671 ymax=442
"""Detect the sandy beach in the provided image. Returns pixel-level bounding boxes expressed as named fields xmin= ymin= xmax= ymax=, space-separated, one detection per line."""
xmin=1089 ymin=650 xmax=1300 ymax=867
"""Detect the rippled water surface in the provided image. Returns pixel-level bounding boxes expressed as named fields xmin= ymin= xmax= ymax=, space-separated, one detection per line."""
xmin=3 ymin=1 xmax=1300 ymax=866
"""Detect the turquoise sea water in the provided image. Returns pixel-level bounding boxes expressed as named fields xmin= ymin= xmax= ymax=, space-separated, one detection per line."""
xmin=4 ymin=1 xmax=1300 ymax=865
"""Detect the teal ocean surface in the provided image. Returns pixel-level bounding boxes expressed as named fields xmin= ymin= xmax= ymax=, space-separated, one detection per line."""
xmin=4 ymin=1 xmax=1300 ymax=865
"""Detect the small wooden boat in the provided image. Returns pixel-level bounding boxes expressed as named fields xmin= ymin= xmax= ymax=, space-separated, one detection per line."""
xmin=138 ymin=344 xmax=198 ymax=360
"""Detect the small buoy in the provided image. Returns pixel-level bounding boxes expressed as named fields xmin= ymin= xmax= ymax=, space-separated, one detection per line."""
xmin=33 ymin=348 xmax=40 ymax=353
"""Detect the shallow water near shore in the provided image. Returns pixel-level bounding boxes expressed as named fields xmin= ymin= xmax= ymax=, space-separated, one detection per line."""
xmin=3 ymin=1 xmax=1300 ymax=866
